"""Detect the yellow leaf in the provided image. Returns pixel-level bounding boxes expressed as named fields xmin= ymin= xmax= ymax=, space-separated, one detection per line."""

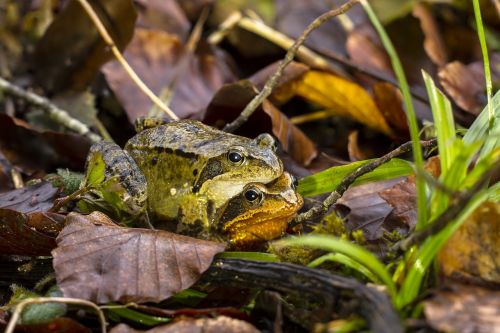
xmin=276 ymin=70 xmax=394 ymax=137
xmin=438 ymin=201 xmax=500 ymax=283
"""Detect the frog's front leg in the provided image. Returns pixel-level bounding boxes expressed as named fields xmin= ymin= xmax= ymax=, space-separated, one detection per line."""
xmin=79 ymin=141 xmax=148 ymax=224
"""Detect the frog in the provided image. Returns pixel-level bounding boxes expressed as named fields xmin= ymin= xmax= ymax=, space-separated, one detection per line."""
xmin=78 ymin=119 xmax=301 ymax=247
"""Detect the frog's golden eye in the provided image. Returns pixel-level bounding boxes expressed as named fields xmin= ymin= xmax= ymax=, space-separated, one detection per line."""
xmin=244 ymin=188 xmax=263 ymax=205
xmin=227 ymin=150 xmax=245 ymax=165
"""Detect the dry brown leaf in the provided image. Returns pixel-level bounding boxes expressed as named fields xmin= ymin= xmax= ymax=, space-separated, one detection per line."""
xmin=372 ymin=82 xmax=409 ymax=137
xmin=0 ymin=181 xmax=59 ymax=213
xmin=346 ymin=26 xmax=393 ymax=76
xmin=52 ymin=212 xmax=226 ymax=303
xmin=0 ymin=209 xmax=64 ymax=256
xmin=135 ymin=0 xmax=190 ymax=39
xmin=439 ymin=55 xmax=500 ymax=115
xmin=438 ymin=201 xmax=500 ymax=283
xmin=424 ymin=284 xmax=500 ymax=333
xmin=32 ymin=0 xmax=137 ymax=92
xmin=0 ymin=114 xmax=92 ymax=172
xmin=110 ymin=316 xmax=260 ymax=333
xmin=203 ymin=81 xmax=317 ymax=166
xmin=102 ymin=28 xmax=236 ymax=122
xmin=412 ymin=3 xmax=448 ymax=67
xmin=274 ymin=70 xmax=394 ymax=137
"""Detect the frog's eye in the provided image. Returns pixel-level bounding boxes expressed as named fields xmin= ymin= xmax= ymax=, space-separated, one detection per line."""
xmin=227 ymin=150 xmax=245 ymax=165
xmin=244 ymin=188 xmax=263 ymax=205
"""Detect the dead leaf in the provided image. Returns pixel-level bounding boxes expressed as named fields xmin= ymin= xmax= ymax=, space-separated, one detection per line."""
xmin=275 ymin=0 xmax=347 ymax=56
xmin=32 ymin=0 xmax=137 ymax=92
xmin=52 ymin=212 xmax=226 ymax=303
xmin=346 ymin=26 xmax=393 ymax=77
xmin=0 ymin=181 xmax=59 ymax=213
xmin=424 ymin=284 xmax=500 ymax=333
xmin=379 ymin=179 xmax=417 ymax=233
xmin=0 ymin=208 xmax=64 ymax=256
xmin=412 ymin=3 xmax=448 ymax=67
xmin=439 ymin=55 xmax=500 ymax=115
xmin=203 ymin=81 xmax=317 ymax=166
xmin=274 ymin=70 xmax=394 ymax=137
xmin=438 ymin=201 xmax=500 ymax=284
xmin=135 ymin=0 xmax=190 ymax=39
xmin=0 ymin=114 xmax=92 ymax=172
xmin=110 ymin=316 xmax=260 ymax=333
xmin=102 ymin=29 xmax=236 ymax=121
xmin=372 ymin=82 xmax=409 ymax=137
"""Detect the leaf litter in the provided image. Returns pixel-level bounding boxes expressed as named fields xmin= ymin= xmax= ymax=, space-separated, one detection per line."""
xmin=0 ymin=0 xmax=498 ymax=332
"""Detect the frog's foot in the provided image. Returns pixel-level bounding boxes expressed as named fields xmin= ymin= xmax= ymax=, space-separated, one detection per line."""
xmin=81 ymin=141 xmax=148 ymax=218
xmin=134 ymin=117 xmax=172 ymax=133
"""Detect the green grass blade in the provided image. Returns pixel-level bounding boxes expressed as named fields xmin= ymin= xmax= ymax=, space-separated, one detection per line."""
xmin=422 ymin=71 xmax=457 ymax=173
xmin=473 ymin=0 xmax=493 ymax=128
xmin=308 ymin=252 xmax=380 ymax=283
xmin=107 ymin=307 xmax=171 ymax=326
xmin=298 ymin=158 xmax=412 ymax=197
xmin=361 ymin=0 xmax=427 ymax=228
xmin=217 ymin=251 xmax=280 ymax=262
xmin=463 ymin=90 xmax=500 ymax=161
xmin=277 ymin=235 xmax=397 ymax=298
xmin=396 ymin=181 xmax=500 ymax=309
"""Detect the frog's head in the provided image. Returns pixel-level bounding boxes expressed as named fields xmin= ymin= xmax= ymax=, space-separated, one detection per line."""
xmin=193 ymin=133 xmax=283 ymax=197
xmin=214 ymin=172 xmax=303 ymax=249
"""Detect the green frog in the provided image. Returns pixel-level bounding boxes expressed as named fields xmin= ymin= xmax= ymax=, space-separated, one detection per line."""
xmin=79 ymin=120 xmax=302 ymax=247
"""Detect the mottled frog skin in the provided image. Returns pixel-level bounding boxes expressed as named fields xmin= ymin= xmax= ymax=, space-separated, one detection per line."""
xmin=80 ymin=120 xmax=302 ymax=247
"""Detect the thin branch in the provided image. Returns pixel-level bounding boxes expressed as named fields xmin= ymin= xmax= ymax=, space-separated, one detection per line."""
xmin=5 ymin=297 xmax=107 ymax=333
xmin=74 ymin=0 xmax=179 ymax=121
xmin=0 ymin=76 xmax=101 ymax=143
xmin=222 ymin=0 xmax=361 ymax=133
xmin=394 ymin=163 xmax=499 ymax=251
xmin=292 ymin=139 xmax=437 ymax=225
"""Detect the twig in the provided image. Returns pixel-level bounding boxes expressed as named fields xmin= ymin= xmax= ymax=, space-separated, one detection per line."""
xmin=394 ymin=163 xmax=499 ymax=251
xmin=0 ymin=77 xmax=101 ymax=143
xmin=74 ymin=0 xmax=179 ymax=121
xmin=222 ymin=0 xmax=361 ymax=133
xmin=5 ymin=297 xmax=107 ymax=333
xmin=292 ymin=139 xmax=437 ymax=225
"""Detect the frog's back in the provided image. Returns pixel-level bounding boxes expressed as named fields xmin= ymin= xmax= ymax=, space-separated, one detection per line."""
xmin=125 ymin=120 xmax=251 ymax=159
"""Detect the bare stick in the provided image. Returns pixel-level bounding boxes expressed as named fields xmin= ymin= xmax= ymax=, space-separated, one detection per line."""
xmin=5 ymin=297 xmax=107 ymax=333
xmin=0 ymin=76 xmax=101 ymax=142
xmin=222 ymin=0 xmax=361 ymax=132
xmin=292 ymin=139 xmax=437 ymax=225
xmin=74 ymin=0 xmax=179 ymax=121
xmin=394 ymin=163 xmax=498 ymax=252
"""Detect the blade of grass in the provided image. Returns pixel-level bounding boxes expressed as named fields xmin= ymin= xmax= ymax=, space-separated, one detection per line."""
xmin=422 ymin=71 xmax=457 ymax=173
xmin=473 ymin=0 xmax=493 ymax=128
xmin=463 ymin=91 xmax=500 ymax=161
xmin=277 ymin=235 xmax=397 ymax=298
xmin=298 ymin=158 xmax=412 ymax=197
xmin=107 ymin=307 xmax=171 ymax=326
xmin=216 ymin=251 xmax=280 ymax=262
xmin=308 ymin=252 xmax=380 ymax=283
xmin=361 ymin=0 xmax=427 ymax=229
